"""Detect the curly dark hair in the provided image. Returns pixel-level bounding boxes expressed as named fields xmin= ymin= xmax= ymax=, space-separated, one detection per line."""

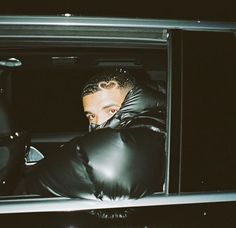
xmin=82 ymin=69 xmax=136 ymax=97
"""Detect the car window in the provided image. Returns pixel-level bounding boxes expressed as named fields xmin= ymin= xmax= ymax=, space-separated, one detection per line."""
xmin=0 ymin=44 xmax=168 ymax=197
xmin=180 ymin=31 xmax=236 ymax=192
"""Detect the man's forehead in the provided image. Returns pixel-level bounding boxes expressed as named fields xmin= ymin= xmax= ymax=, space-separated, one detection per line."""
xmin=82 ymin=87 xmax=126 ymax=111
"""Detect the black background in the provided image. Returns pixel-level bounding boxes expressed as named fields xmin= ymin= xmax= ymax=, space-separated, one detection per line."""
xmin=0 ymin=0 xmax=235 ymax=22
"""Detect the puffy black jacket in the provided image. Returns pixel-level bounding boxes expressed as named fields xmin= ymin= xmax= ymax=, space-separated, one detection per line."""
xmin=21 ymin=85 xmax=166 ymax=200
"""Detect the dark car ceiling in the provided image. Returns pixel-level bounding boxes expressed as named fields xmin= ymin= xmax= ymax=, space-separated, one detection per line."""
xmin=0 ymin=0 xmax=235 ymax=22
xmin=0 ymin=48 xmax=167 ymax=71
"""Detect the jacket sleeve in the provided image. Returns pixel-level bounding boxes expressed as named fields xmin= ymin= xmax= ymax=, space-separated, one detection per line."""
xmin=22 ymin=126 xmax=165 ymax=200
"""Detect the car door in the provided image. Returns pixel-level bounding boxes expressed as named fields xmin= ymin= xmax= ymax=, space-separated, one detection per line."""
xmin=0 ymin=16 xmax=235 ymax=227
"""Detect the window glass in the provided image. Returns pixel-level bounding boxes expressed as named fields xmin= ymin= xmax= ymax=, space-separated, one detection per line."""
xmin=181 ymin=31 xmax=236 ymax=192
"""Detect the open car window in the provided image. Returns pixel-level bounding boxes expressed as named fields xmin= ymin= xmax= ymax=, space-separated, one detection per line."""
xmin=0 ymin=17 xmax=169 ymax=202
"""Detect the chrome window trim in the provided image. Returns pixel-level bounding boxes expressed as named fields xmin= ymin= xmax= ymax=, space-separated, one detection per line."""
xmin=0 ymin=192 xmax=235 ymax=214
xmin=0 ymin=16 xmax=235 ymax=48
xmin=0 ymin=16 xmax=235 ymax=32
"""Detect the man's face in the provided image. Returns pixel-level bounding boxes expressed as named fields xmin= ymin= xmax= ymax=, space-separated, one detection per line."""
xmin=82 ymin=87 xmax=127 ymax=126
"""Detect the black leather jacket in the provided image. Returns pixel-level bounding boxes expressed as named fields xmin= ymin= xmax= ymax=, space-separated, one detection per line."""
xmin=20 ymin=85 xmax=166 ymax=200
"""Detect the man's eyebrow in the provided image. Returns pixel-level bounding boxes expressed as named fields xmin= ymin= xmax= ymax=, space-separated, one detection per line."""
xmin=84 ymin=111 xmax=93 ymax=115
xmin=102 ymin=104 xmax=120 ymax=110
xmin=84 ymin=104 xmax=120 ymax=114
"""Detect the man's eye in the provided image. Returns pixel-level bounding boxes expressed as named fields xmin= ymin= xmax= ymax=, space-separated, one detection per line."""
xmin=87 ymin=114 xmax=95 ymax=120
xmin=108 ymin=109 xmax=118 ymax=115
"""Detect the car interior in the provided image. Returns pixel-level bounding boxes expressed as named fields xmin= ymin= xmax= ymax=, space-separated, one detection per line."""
xmin=0 ymin=46 xmax=168 ymax=196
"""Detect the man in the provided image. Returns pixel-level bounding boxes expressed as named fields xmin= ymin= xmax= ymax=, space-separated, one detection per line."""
xmin=82 ymin=69 xmax=136 ymax=131
xmin=18 ymin=69 xmax=166 ymax=201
